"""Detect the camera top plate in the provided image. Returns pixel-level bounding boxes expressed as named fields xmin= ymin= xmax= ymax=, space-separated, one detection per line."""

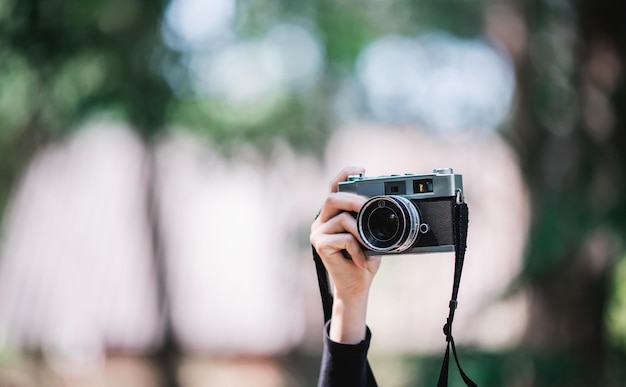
xmin=338 ymin=168 xmax=463 ymax=199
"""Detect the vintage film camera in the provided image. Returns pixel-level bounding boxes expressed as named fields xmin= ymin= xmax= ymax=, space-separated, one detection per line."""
xmin=338 ymin=168 xmax=463 ymax=255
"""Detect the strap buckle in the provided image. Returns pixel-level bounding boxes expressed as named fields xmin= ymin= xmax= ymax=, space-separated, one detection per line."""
xmin=456 ymin=189 xmax=464 ymax=205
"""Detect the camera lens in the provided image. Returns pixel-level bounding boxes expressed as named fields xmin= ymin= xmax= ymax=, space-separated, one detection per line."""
xmin=369 ymin=205 xmax=399 ymax=242
xmin=357 ymin=196 xmax=421 ymax=253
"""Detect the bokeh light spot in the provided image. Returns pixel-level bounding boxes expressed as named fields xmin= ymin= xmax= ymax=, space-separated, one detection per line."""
xmin=357 ymin=32 xmax=516 ymax=136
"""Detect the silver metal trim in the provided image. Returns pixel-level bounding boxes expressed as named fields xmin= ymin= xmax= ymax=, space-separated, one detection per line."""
xmin=364 ymin=244 xmax=454 ymax=256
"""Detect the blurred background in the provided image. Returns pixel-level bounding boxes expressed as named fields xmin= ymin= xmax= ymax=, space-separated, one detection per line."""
xmin=0 ymin=0 xmax=625 ymax=386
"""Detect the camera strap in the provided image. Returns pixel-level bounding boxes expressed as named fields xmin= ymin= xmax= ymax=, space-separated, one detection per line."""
xmin=437 ymin=199 xmax=477 ymax=387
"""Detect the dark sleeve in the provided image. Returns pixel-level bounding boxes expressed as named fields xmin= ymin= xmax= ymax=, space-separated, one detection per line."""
xmin=318 ymin=320 xmax=377 ymax=387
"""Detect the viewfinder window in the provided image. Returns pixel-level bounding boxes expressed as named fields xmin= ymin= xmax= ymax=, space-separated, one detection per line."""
xmin=413 ymin=179 xmax=433 ymax=193
xmin=384 ymin=182 xmax=406 ymax=195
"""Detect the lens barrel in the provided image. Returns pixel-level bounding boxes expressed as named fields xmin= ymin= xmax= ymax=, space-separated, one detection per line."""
xmin=357 ymin=195 xmax=420 ymax=253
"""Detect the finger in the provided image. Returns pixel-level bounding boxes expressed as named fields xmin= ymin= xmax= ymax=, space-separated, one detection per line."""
xmin=318 ymin=192 xmax=367 ymax=223
xmin=366 ymin=255 xmax=382 ymax=272
xmin=316 ymin=211 xmax=364 ymax=245
xmin=313 ymin=233 xmax=364 ymax=266
xmin=344 ymin=239 xmax=368 ymax=270
xmin=313 ymin=233 xmax=361 ymax=260
xmin=329 ymin=166 xmax=365 ymax=193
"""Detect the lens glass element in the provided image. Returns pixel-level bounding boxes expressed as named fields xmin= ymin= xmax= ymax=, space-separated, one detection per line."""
xmin=369 ymin=206 xmax=399 ymax=242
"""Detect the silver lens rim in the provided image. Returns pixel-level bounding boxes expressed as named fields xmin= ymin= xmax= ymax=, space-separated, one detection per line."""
xmin=357 ymin=195 xmax=421 ymax=253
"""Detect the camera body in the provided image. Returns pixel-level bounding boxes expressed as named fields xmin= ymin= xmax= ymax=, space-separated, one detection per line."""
xmin=338 ymin=168 xmax=463 ymax=255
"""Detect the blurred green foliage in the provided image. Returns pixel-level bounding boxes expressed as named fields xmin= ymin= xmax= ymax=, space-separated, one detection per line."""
xmin=1 ymin=0 xmax=174 ymax=135
xmin=608 ymin=255 xmax=626 ymax=346
xmin=0 ymin=0 xmax=174 ymax=216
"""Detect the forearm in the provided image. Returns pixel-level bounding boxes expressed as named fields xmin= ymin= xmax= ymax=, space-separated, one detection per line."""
xmin=329 ymin=292 xmax=369 ymax=344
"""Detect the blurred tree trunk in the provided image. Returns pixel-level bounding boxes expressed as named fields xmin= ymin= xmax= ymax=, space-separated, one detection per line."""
xmin=1 ymin=1 xmax=180 ymax=386
xmin=512 ymin=0 xmax=626 ymax=385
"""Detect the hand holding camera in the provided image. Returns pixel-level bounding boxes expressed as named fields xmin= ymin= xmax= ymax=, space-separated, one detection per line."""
xmin=310 ymin=166 xmax=382 ymax=344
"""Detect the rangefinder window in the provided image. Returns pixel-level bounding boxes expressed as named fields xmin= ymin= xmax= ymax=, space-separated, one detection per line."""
xmin=413 ymin=179 xmax=433 ymax=193
xmin=384 ymin=181 xmax=406 ymax=195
